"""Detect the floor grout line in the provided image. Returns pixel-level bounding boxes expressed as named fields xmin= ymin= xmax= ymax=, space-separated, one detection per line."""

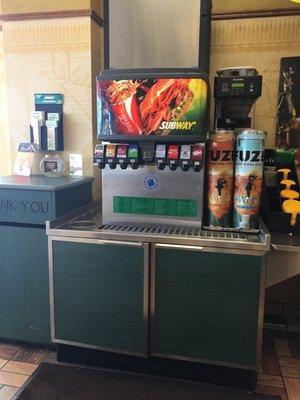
xmin=0 ymin=360 xmax=9 ymax=370
xmin=0 ymin=371 xmax=32 ymax=376
xmin=274 ymin=337 xmax=291 ymax=400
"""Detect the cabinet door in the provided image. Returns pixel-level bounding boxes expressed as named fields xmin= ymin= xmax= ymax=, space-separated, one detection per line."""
xmin=51 ymin=239 xmax=148 ymax=356
xmin=151 ymin=244 xmax=264 ymax=369
xmin=0 ymin=225 xmax=50 ymax=344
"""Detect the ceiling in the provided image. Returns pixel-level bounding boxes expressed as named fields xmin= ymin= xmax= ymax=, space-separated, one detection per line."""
xmin=213 ymin=0 xmax=299 ymax=13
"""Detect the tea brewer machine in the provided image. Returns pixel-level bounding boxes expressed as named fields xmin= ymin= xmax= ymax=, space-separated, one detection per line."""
xmin=214 ymin=67 xmax=262 ymax=130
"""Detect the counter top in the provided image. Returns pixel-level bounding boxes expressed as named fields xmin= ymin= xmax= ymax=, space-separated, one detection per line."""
xmin=0 ymin=175 xmax=94 ymax=191
xmin=271 ymin=232 xmax=300 ymax=253
xmin=46 ymin=202 xmax=271 ymax=254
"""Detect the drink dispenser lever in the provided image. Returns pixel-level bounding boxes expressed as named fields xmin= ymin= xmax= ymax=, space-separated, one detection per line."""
xmin=94 ymin=144 xmax=105 ymax=169
xmin=106 ymin=144 xmax=117 ymax=169
xmin=116 ymin=144 xmax=128 ymax=170
xmin=180 ymin=145 xmax=192 ymax=171
xmin=128 ymin=144 xmax=139 ymax=169
xmin=167 ymin=145 xmax=179 ymax=171
xmin=155 ymin=144 xmax=167 ymax=170
xmin=192 ymin=144 xmax=204 ymax=172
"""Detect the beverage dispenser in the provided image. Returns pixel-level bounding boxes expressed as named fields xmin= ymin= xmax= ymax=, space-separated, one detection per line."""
xmin=94 ymin=69 xmax=209 ymax=227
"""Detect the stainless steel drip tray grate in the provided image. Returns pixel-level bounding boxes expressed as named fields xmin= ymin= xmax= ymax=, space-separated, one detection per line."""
xmin=99 ymin=223 xmax=249 ymax=241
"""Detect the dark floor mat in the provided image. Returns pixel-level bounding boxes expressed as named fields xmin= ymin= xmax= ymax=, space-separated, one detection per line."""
xmin=13 ymin=362 xmax=280 ymax=400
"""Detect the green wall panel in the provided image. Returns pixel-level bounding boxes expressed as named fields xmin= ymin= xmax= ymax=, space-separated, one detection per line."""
xmin=0 ymin=225 xmax=50 ymax=344
xmin=153 ymin=248 xmax=262 ymax=367
xmin=53 ymin=241 xmax=146 ymax=354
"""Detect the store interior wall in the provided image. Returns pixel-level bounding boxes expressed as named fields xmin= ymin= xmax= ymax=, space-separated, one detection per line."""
xmin=210 ymin=15 xmax=300 ymax=149
xmin=2 ymin=17 xmax=96 ymax=180
xmin=0 ymin=29 xmax=10 ymax=175
xmin=0 ymin=1 xmax=300 ymax=174
xmin=0 ymin=0 xmax=103 ymax=181
xmin=0 ymin=0 xmax=91 ymax=14
xmin=213 ymin=0 xmax=299 ymax=13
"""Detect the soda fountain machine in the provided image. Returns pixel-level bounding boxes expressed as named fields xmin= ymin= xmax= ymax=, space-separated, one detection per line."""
xmin=94 ymin=69 xmax=208 ymax=228
xmin=45 ymin=3 xmax=271 ymax=383
xmin=47 ymin=67 xmax=270 ymax=385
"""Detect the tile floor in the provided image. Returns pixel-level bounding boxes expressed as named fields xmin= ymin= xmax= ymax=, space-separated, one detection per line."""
xmin=0 ymin=329 xmax=299 ymax=400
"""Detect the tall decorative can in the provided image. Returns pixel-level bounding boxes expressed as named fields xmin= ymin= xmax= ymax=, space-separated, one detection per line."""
xmin=207 ymin=130 xmax=235 ymax=227
xmin=233 ymin=129 xmax=266 ymax=230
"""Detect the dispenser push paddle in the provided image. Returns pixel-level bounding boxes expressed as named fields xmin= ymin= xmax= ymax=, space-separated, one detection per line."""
xmin=280 ymin=179 xmax=296 ymax=190
xmin=277 ymin=168 xmax=291 ymax=180
xmin=280 ymin=189 xmax=300 ymax=200
xmin=282 ymin=199 xmax=300 ymax=226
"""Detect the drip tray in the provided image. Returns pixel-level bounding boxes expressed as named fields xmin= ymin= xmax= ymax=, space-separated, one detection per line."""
xmin=67 ymin=220 xmax=96 ymax=230
xmin=100 ymin=223 xmax=248 ymax=241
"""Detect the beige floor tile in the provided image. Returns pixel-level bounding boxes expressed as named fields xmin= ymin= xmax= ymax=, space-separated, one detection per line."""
xmin=0 ymin=371 xmax=28 ymax=388
xmin=262 ymin=353 xmax=281 ymax=376
xmin=279 ymin=356 xmax=300 ymax=378
xmin=0 ymin=344 xmax=21 ymax=352
xmin=12 ymin=348 xmax=35 ymax=363
xmin=284 ymin=377 xmax=300 ymax=400
xmin=26 ymin=348 xmax=49 ymax=364
xmin=256 ymin=384 xmax=288 ymax=400
xmin=257 ymin=373 xmax=284 ymax=388
xmin=273 ymin=338 xmax=292 ymax=357
xmin=44 ymin=352 xmax=58 ymax=364
xmin=0 ymin=386 xmax=19 ymax=400
xmin=0 ymin=361 xmax=7 ymax=370
xmin=0 ymin=350 xmax=17 ymax=361
xmin=2 ymin=361 xmax=37 ymax=375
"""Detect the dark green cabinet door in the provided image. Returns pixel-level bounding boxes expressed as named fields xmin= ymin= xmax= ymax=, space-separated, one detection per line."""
xmin=152 ymin=246 xmax=263 ymax=368
xmin=52 ymin=240 xmax=147 ymax=355
xmin=0 ymin=225 xmax=50 ymax=344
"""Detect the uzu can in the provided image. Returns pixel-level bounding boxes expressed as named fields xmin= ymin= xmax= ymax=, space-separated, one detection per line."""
xmin=207 ymin=130 xmax=235 ymax=227
xmin=233 ymin=129 xmax=266 ymax=230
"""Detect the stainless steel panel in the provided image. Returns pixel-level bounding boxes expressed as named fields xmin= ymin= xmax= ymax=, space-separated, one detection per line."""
xmin=266 ymin=233 xmax=300 ymax=287
xmin=267 ymin=247 xmax=300 ymax=287
xmin=53 ymin=338 xmax=147 ymax=358
xmin=148 ymin=352 xmax=256 ymax=371
xmin=48 ymin=238 xmax=55 ymax=342
xmin=256 ymin=254 xmax=267 ymax=370
xmin=109 ymin=0 xmax=201 ymax=69
xmin=102 ymin=165 xmax=204 ymax=226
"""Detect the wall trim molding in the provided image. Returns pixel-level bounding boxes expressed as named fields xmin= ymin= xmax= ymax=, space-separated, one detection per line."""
xmin=212 ymin=7 xmax=300 ymax=20
xmin=0 ymin=9 xmax=103 ymax=27
xmin=0 ymin=7 xmax=299 ymax=26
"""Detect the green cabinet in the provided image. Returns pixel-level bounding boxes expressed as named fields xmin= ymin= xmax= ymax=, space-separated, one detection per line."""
xmin=0 ymin=175 xmax=94 ymax=345
xmin=51 ymin=239 xmax=148 ymax=356
xmin=151 ymin=244 xmax=264 ymax=369
xmin=0 ymin=225 xmax=50 ymax=344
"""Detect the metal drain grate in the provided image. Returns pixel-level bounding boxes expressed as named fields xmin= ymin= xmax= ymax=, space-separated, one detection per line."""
xmin=100 ymin=224 xmax=248 ymax=240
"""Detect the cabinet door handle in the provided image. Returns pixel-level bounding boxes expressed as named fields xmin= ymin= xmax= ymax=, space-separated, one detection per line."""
xmin=155 ymin=243 xmax=204 ymax=251
xmin=97 ymin=239 xmax=144 ymax=247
